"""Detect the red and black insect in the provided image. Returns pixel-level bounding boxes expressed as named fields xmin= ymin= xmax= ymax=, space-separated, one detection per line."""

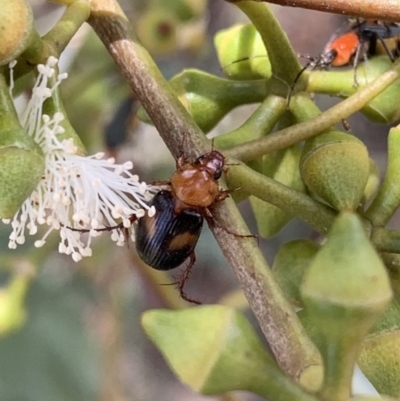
xmin=290 ymin=19 xmax=400 ymax=102
xmin=310 ymin=19 xmax=400 ymax=70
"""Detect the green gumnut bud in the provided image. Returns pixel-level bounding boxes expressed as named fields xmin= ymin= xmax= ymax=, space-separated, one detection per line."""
xmin=272 ymin=240 xmax=320 ymax=308
xmin=250 ymin=144 xmax=305 ymax=238
xmin=136 ymin=9 xmax=179 ymax=55
xmin=301 ymin=212 xmax=392 ymax=399
xmin=302 ymin=212 xmax=392 ymax=333
xmin=214 ymin=24 xmax=271 ymax=80
xmin=0 ymin=73 xmax=44 ymax=218
xmin=152 ymin=0 xmax=206 ymax=21
xmin=0 ymin=128 xmax=45 ymax=218
xmin=300 ymin=131 xmax=370 ymax=211
xmin=0 ymin=0 xmax=34 ymax=66
xmin=141 ymin=306 xmax=309 ymax=399
xmin=141 ymin=306 xmax=272 ymax=394
xmin=142 ymin=0 xmax=207 ymax=52
xmin=358 ymin=301 xmax=400 ymax=397
xmin=137 ymin=69 xmax=267 ymax=132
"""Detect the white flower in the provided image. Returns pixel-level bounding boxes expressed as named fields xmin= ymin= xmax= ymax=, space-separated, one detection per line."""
xmin=3 ymin=57 xmax=157 ymax=262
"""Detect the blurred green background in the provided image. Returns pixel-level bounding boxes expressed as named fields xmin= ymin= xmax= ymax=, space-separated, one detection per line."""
xmin=0 ymin=1 xmax=394 ymax=400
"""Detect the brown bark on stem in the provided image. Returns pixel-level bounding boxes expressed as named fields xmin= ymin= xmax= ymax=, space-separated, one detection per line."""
xmin=225 ymin=0 xmax=400 ymax=21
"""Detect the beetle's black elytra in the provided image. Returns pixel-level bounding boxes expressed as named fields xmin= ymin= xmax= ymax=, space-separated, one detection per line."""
xmin=135 ymin=190 xmax=203 ymax=271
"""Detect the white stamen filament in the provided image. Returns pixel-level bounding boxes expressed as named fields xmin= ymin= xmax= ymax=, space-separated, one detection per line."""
xmin=5 ymin=57 xmax=158 ymax=261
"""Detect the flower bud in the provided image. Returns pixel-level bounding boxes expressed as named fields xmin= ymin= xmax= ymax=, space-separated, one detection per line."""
xmin=302 ymin=212 xmax=392 ymax=331
xmin=0 ymin=0 xmax=34 ymax=66
xmin=152 ymin=0 xmax=207 ymax=21
xmin=301 ymin=212 xmax=392 ymax=400
xmin=136 ymin=10 xmax=179 ymax=55
xmin=272 ymin=239 xmax=320 ymax=307
xmin=142 ymin=306 xmax=313 ymax=399
xmin=358 ymin=301 xmax=400 ymax=397
xmin=136 ymin=1 xmax=208 ymax=54
xmin=214 ymin=24 xmax=271 ymax=80
xmin=0 ymin=73 xmax=44 ymax=218
xmin=0 ymin=128 xmax=44 ymax=218
xmin=300 ymin=131 xmax=370 ymax=211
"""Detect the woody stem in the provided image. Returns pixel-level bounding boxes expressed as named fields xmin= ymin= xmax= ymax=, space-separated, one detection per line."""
xmin=88 ymin=0 xmax=320 ymax=377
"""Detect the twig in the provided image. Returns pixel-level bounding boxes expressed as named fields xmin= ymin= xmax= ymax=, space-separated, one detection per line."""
xmin=88 ymin=0 xmax=320 ymax=377
xmin=224 ymin=0 xmax=400 ymax=22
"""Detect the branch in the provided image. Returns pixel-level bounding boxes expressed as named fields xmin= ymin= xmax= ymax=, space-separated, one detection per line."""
xmin=88 ymin=0 xmax=321 ymax=378
xmin=225 ymin=0 xmax=400 ymax=21
xmin=88 ymin=0 xmax=207 ymax=159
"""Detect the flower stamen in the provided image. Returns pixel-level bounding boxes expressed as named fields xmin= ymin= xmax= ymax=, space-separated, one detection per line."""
xmin=5 ymin=57 xmax=157 ymax=260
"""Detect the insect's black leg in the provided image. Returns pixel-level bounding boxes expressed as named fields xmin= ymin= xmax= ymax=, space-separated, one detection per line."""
xmin=178 ymin=252 xmax=201 ymax=305
xmin=376 ymin=33 xmax=396 ymax=61
xmin=204 ymin=207 xmax=258 ymax=242
xmin=352 ymin=42 xmax=364 ymax=87
xmin=287 ymin=62 xmax=311 ymax=109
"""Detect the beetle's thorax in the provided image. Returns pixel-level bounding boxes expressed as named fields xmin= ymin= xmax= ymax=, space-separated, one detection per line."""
xmin=171 ymin=165 xmax=219 ymax=208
